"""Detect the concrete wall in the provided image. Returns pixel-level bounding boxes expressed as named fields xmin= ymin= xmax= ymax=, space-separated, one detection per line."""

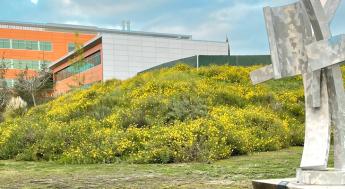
xmin=101 ymin=33 xmax=228 ymax=80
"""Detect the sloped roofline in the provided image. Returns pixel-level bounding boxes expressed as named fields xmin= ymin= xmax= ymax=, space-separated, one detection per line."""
xmin=49 ymin=35 xmax=102 ymax=69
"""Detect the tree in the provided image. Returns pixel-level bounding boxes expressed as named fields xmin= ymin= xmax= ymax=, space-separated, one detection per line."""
xmin=0 ymin=52 xmax=11 ymax=112
xmin=68 ymin=32 xmax=86 ymax=90
xmin=14 ymin=64 xmax=52 ymax=107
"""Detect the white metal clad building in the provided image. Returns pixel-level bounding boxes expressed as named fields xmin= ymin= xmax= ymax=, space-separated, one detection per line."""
xmin=101 ymin=33 xmax=229 ymax=80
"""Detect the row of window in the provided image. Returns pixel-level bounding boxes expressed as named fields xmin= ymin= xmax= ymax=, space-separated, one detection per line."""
xmin=0 ymin=24 xmax=44 ymax=32
xmin=55 ymin=51 xmax=101 ymax=81
xmin=0 ymin=39 xmax=52 ymax=51
xmin=0 ymin=59 xmax=50 ymax=71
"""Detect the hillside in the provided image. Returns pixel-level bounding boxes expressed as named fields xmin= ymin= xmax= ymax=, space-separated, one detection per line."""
xmin=0 ymin=65 xmax=305 ymax=164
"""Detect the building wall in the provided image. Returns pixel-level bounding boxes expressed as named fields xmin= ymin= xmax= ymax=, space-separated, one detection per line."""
xmin=52 ymin=42 xmax=103 ymax=94
xmin=141 ymin=55 xmax=272 ymax=73
xmin=101 ymin=33 xmax=228 ymax=80
xmin=0 ymin=27 xmax=96 ymax=83
xmin=0 ymin=28 xmax=95 ymax=61
xmin=53 ymin=65 xmax=103 ymax=94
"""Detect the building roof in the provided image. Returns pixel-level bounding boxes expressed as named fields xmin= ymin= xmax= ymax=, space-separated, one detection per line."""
xmin=0 ymin=20 xmax=192 ymax=39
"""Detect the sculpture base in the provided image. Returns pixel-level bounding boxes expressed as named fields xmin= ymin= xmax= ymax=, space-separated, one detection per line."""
xmin=296 ymin=168 xmax=345 ymax=185
xmin=252 ymin=179 xmax=345 ymax=189
xmin=253 ymin=169 xmax=345 ymax=189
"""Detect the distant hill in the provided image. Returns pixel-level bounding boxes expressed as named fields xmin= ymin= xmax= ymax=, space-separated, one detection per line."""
xmin=0 ymin=64 xmax=305 ymax=164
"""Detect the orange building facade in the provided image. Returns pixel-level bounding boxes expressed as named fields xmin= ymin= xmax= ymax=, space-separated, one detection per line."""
xmin=0 ymin=22 xmax=96 ymax=87
xmin=0 ymin=21 xmax=229 ymax=95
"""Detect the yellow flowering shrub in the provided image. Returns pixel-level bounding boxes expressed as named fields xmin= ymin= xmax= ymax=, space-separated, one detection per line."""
xmin=0 ymin=65 xmax=307 ymax=163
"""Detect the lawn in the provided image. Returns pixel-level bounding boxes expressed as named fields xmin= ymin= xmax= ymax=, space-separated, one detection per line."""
xmin=0 ymin=147 xmax=305 ymax=189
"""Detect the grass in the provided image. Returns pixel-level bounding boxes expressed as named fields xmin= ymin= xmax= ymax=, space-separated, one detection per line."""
xmin=0 ymin=147 xmax=306 ymax=189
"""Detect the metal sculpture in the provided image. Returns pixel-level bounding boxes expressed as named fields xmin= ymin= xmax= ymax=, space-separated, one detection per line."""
xmin=250 ymin=0 xmax=345 ymax=176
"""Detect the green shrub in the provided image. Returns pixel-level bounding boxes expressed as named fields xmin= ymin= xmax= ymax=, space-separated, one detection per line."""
xmin=3 ymin=97 xmax=28 ymax=120
xmin=0 ymin=65 xmax=306 ymax=164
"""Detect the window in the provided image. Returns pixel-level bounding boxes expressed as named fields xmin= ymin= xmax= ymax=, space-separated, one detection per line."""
xmin=0 ymin=39 xmax=10 ymax=48
xmin=12 ymin=60 xmax=25 ymax=69
xmin=31 ymin=60 xmax=41 ymax=70
xmin=40 ymin=61 xmax=50 ymax=69
xmin=68 ymin=43 xmax=76 ymax=52
xmin=55 ymin=51 xmax=101 ymax=81
xmin=12 ymin=40 xmax=25 ymax=49
xmin=0 ymin=38 xmax=52 ymax=51
xmin=8 ymin=80 xmax=15 ymax=88
xmin=0 ymin=79 xmax=15 ymax=88
xmin=0 ymin=79 xmax=7 ymax=88
xmin=40 ymin=41 xmax=52 ymax=51
xmin=4 ymin=79 xmax=15 ymax=88
xmin=1 ymin=59 xmax=48 ymax=71
xmin=0 ymin=59 xmax=11 ymax=68
xmin=26 ymin=41 xmax=39 ymax=50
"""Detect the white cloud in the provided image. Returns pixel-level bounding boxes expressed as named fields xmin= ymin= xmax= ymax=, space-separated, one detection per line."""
xmin=29 ymin=0 xmax=324 ymax=54
xmin=62 ymin=0 xmax=71 ymax=5
xmin=30 ymin=0 xmax=39 ymax=5
xmin=143 ymin=0 xmax=300 ymax=54
xmin=145 ymin=2 xmax=262 ymax=40
xmin=141 ymin=3 xmax=260 ymax=54
xmin=54 ymin=0 xmax=167 ymax=18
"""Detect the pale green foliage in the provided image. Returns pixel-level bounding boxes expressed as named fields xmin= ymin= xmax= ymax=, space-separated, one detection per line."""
xmin=3 ymin=96 xmax=27 ymax=120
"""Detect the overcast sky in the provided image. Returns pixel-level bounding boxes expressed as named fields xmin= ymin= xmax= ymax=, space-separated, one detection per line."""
xmin=1 ymin=0 xmax=345 ymax=55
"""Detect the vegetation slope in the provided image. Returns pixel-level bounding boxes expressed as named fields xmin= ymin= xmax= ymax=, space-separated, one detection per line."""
xmin=0 ymin=65 xmax=305 ymax=164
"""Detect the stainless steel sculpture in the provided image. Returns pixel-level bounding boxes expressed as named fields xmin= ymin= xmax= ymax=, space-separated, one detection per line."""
xmin=251 ymin=0 xmax=345 ymax=185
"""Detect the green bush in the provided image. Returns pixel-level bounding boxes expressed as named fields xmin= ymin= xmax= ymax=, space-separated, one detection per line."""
xmin=3 ymin=97 xmax=28 ymax=120
xmin=0 ymin=65 xmax=306 ymax=164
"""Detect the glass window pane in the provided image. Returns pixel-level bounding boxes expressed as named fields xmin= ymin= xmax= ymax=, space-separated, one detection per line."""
xmin=39 ymin=42 xmax=44 ymax=50
xmin=4 ymin=40 xmax=10 ymax=48
xmin=55 ymin=51 xmax=101 ymax=81
xmin=0 ymin=59 xmax=10 ymax=68
xmin=47 ymin=42 xmax=52 ymax=51
xmin=18 ymin=40 xmax=25 ymax=49
xmin=8 ymin=59 xmax=41 ymax=70
xmin=25 ymin=41 xmax=31 ymax=50
xmin=32 ymin=60 xmax=39 ymax=70
xmin=0 ymin=39 xmax=10 ymax=48
xmin=33 ymin=41 xmax=39 ymax=50
xmin=68 ymin=43 xmax=76 ymax=52
xmin=12 ymin=60 xmax=18 ymax=69
xmin=19 ymin=61 xmax=24 ymax=69
xmin=12 ymin=40 xmax=19 ymax=49
xmin=40 ymin=41 xmax=52 ymax=51
xmin=26 ymin=41 xmax=38 ymax=50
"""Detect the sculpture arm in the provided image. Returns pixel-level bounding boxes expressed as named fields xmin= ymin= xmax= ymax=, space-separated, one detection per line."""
xmin=307 ymin=34 xmax=345 ymax=71
xmin=323 ymin=0 xmax=342 ymax=22
xmin=250 ymin=64 xmax=322 ymax=108
xmin=250 ymin=65 xmax=274 ymax=85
